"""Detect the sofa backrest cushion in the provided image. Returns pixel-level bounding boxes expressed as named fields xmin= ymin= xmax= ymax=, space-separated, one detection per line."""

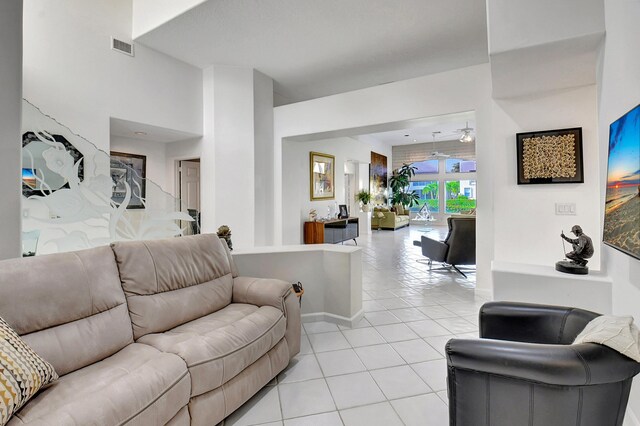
xmin=111 ymin=234 xmax=233 ymax=339
xmin=0 ymin=246 xmax=133 ymax=376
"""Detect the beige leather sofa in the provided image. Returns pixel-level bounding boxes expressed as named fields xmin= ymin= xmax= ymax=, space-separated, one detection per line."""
xmin=0 ymin=234 xmax=300 ymax=425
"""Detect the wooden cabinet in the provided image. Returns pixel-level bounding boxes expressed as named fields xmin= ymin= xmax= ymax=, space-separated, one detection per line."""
xmin=304 ymin=218 xmax=359 ymax=244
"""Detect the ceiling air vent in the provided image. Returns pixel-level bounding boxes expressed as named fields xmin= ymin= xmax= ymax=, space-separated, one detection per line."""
xmin=111 ymin=37 xmax=134 ymax=57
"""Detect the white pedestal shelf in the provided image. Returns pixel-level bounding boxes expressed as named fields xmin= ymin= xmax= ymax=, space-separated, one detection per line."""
xmin=491 ymin=260 xmax=612 ymax=314
xmin=358 ymin=211 xmax=371 ymax=235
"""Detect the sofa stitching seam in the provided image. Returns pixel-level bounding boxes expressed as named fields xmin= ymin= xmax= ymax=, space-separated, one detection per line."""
xmin=571 ymin=347 xmax=591 ymax=385
xmin=188 ymin=313 xmax=286 ymax=367
xmin=119 ymin=369 xmax=190 ymax=425
xmin=72 ymin=252 xmax=94 ymax=316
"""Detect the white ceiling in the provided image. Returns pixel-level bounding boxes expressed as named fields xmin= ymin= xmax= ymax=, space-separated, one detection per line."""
xmin=357 ymin=111 xmax=475 ymax=146
xmin=135 ymin=0 xmax=489 ymax=106
xmin=110 ymin=117 xmax=201 ymax=143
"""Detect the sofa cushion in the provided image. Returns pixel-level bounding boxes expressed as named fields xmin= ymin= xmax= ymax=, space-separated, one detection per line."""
xmin=1 ymin=317 xmax=58 ymax=426
xmin=111 ymin=234 xmax=234 ymax=339
xmin=0 ymin=246 xmax=133 ymax=376
xmin=138 ymin=303 xmax=286 ymax=397
xmin=8 ymin=343 xmax=190 ymax=426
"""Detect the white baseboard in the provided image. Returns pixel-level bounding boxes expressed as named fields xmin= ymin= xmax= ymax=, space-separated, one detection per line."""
xmin=302 ymin=309 xmax=365 ymax=328
xmin=624 ymin=409 xmax=639 ymax=426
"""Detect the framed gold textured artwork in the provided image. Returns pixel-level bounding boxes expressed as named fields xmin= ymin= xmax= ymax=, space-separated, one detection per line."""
xmin=516 ymin=128 xmax=584 ymax=185
xmin=310 ymin=151 xmax=335 ymax=200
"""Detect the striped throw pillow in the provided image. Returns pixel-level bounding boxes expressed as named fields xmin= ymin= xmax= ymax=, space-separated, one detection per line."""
xmin=0 ymin=317 xmax=58 ymax=425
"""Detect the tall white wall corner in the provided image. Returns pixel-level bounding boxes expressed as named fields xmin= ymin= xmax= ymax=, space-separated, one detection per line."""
xmin=132 ymin=0 xmax=207 ymax=39
xmin=487 ymin=0 xmax=605 ymax=98
xmin=201 ymin=65 xmax=274 ymax=249
xmin=252 ymin=70 xmax=275 ymax=246
xmin=0 ymin=0 xmax=23 ymax=260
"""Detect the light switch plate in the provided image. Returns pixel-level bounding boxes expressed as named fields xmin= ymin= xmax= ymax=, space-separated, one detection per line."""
xmin=555 ymin=203 xmax=576 ymax=215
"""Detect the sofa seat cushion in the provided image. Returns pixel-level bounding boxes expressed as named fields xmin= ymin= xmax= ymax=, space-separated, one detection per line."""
xmin=138 ymin=303 xmax=286 ymax=397
xmin=8 ymin=343 xmax=190 ymax=426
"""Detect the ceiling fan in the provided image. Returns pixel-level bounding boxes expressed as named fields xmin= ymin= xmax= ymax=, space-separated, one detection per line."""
xmin=428 ymin=131 xmax=450 ymax=158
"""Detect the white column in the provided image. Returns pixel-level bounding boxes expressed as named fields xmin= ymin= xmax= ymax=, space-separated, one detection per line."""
xmin=200 ymin=66 xmax=274 ymax=249
xmin=0 ymin=0 xmax=23 ymax=260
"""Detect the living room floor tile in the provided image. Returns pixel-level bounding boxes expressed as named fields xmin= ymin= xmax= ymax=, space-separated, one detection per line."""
xmin=411 ymin=359 xmax=448 ymax=391
xmin=354 ymin=344 xmax=406 ymax=370
xmin=364 ymin=310 xmax=402 ymax=326
xmin=283 ymin=411 xmax=343 ymax=426
xmin=308 ymin=332 xmax=351 ymax=353
xmin=278 ymin=379 xmax=336 ymax=419
xmin=406 ymin=319 xmax=452 ymax=337
xmin=315 ymin=349 xmax=367 ymax=376
xmin=391 ymin=339 xmax=443 ymax=363
xmin=340 ymin=402 xmax=403 ymax=426
xmin=278 ymin=354 xmax=324 ymax=384
xmin=374 ymin=323 xmax=419 ymax=343
xmin=390 ymin=393 xmax=449 ymax=426
xmin=325 ymin=372 xmax=386 ymax=410
xmin=225 ymin=386 xmax=281 ymax=426
xmin=303 ymin=321 xmax=340 ymax=334
xmin=341 ymin=327 xmax=385 ymax=347
xmin=388 ymin=307 xmax=428 ymax=322
xmin=369 ymin=365 xmax=432 ymax=399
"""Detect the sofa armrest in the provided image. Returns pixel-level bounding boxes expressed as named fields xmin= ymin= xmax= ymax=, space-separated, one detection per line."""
xmin=480 ymin=302 xmax=600 ymax=344
xmin=232 ymin=276 xmax=292 ymax=311
xmin=446 ymin=338 xmax=640 ymax=386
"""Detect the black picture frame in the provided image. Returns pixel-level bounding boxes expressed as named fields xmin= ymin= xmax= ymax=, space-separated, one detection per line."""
xmin=516 ymin=127 xmax=584 ymax=185
xmin=338 ymin=204 xmax=349 ymax=219
xmin=110 ymin=151 xmax=146 ymax=209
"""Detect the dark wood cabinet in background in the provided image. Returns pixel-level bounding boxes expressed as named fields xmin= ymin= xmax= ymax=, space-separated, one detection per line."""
xmin=304 ymin=217 xmax=359 ymax=244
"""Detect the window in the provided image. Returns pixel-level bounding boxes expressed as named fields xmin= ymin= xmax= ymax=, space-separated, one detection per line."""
xmin=446 ymin=158 xmax=476 ymax=173
xmin=408 ymin=180 xmax=439 ymax=212
xmin=412 ymin=159 xmax=439 ymax=174
xmin=446 ymin=180 xmax=476 ymax=214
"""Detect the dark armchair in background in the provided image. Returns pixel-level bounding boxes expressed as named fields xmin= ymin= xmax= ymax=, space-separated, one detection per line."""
xmin=446 ymin=302 xmax=640 ymax=426
xmin=413 ymin=216 xmax=475 ymax=277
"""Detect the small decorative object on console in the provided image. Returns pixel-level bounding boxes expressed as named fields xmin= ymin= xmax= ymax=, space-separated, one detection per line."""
xmin=555 ymin=225 xmax=594 ymax=274
xmin=309 ymin=209 xmax=317 ymax=222
xmin=217 ymin=225 xmax=232 ymax=250
xmin=338 ymin=204 xmax=348 ymax=218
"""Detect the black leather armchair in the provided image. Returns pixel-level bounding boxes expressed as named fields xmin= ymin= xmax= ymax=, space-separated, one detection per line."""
xmin=446 ymin=302 xmax=640 ymax=426
xmin=413 ymin=216 xmax=475 ymax=277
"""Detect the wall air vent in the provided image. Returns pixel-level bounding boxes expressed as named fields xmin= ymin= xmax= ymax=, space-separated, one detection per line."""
xmin=111 ymin=37 xmax=134 ymax=57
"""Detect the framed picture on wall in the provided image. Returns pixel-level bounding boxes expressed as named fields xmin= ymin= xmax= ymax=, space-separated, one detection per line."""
xmin=516 ymin=127 xmax=584 ymax=184
xmin=110 ymin=151 xmax=146 ymax=209
xmin=310 ymin=151 xmax=335 ymax=200
xmin=370 ymin=151 xmax=388 ymax=204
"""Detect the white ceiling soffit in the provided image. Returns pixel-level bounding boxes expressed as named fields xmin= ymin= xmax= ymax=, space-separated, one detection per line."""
xmin=357 ymin=111 xmax=475 ymax=146
xmin=110 ymin=117 xmax=201 ymax=143
xmin=135 ymin=0 xmax=489 ymax=106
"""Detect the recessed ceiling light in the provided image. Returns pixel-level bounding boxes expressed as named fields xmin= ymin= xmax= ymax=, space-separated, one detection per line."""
xmin=413 ymin=139 xmax=417 ymax=142
xmin=134 ymin=131 xmax=147 ymax=136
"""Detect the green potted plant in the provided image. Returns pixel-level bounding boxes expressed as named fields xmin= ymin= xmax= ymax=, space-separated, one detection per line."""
xmin=356 ymin=190 xmax=372 ymax=212
xmin=390 ymin=163 xmax=420 ymax=210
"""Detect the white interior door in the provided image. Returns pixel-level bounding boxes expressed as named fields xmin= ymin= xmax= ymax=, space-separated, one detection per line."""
xmin=180 ymin=160 xmax=200 ymax=234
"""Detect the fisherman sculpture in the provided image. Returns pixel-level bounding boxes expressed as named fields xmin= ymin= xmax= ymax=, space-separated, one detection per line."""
xmin=555 ymin=225 xmax=594 ymax=275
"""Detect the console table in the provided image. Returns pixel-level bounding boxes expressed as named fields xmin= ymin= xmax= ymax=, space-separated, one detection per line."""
xmin=304 ymin=217 xmax=359 ymax=244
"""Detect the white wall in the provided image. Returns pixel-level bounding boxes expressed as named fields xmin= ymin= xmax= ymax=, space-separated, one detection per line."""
xmin=492 ymin=85 xmax=601 ymax=270
xmin=598 ymin=0 xmax=640 ymax=418
xmin=282 ymin=136 xmax=391 ymax=244
xmin=0 ymin=0 xmax=23 ymax=260
xmin=23 ymin=0 xmax=203 ymax=152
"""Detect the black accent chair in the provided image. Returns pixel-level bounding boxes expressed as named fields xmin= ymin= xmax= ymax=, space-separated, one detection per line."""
xmin=446 ymin=302 xmax=640 ymax=426
xmin=413 ymin=216 xmax=475 ymax=277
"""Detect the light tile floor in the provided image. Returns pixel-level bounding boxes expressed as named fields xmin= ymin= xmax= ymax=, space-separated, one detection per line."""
xmin=224 ymin=225 xmax=487 ymax=426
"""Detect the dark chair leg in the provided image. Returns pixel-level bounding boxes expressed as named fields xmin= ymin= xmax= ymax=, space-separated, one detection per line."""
xmin=452 ymin=265 xmax=467 ymax=278
xmin=353 ymin=239 xmax=357 ymax=245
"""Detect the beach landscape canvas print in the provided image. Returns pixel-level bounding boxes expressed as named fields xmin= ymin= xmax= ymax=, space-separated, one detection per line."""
xmin=603 ymin=104 xmax=640 ymax=259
